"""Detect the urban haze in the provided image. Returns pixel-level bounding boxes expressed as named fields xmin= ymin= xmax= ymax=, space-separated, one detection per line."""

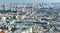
xmin=0 ymin=0 xmax=60 ymax=33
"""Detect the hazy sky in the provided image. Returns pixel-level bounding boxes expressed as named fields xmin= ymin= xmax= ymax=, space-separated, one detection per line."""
xmin=0 ymin=0 xmax=60 ymax=4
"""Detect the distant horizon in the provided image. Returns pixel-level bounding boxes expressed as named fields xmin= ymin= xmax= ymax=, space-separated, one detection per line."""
xmin=0 ymin=0 xmax=60 ymax=4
